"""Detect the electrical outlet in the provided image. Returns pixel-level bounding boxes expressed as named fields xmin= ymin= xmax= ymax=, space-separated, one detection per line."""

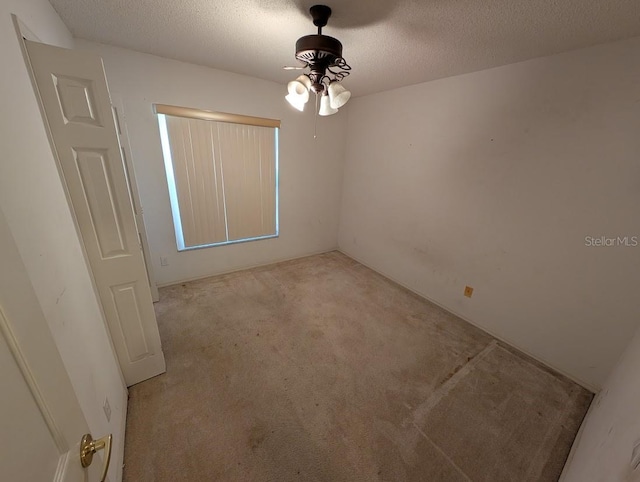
xmin=464 ymin=286 xmax=474 ymax=298
xmin=103 ymin=397 xmax=111 ymax=422
xmin=160 ymin=256 xmax=169 ymax=266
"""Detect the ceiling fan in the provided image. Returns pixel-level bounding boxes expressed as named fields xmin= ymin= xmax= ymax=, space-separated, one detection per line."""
xmin=284 ymin=4 xmax=352 ymax=116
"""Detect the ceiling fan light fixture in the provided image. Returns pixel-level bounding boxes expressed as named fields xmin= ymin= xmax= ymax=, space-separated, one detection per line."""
xmin=319 ymin=93 xmax=338 ymax=116
xmin=328 ymin=81 xmax=351 ymax=109
xmin=284 ymin=5 xmax=352 ymax=119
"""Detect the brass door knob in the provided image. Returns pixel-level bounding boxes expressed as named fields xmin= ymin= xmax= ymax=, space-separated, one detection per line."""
xmin=80 ymin=433 xmax=112 ymax=482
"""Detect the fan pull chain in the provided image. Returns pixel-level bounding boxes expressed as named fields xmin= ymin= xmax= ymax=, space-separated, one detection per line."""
xmin=314 ymin=92 xmax=319 ymax=139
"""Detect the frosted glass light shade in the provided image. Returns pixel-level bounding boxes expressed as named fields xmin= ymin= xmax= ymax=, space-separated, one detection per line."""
xmin=319 ymin=94 xmax=338 ymax=116
xmin=287 ymin=75 xmax=311 ymax=101
xmin=328 ymin=82 xmax=351 ymax=109
xmin=285 ymin=93 xmax=306 ymax=111
xmin=296 ymin=75 xmax=312 ymax=90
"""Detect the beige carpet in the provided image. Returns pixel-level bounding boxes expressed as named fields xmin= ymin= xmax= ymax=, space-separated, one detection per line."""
xmin=123 ymin=251 xmax=592 ymax=482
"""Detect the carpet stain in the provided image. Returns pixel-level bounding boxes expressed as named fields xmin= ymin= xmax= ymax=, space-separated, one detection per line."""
xmin=248 ymin=424 xmax=267 ymax=451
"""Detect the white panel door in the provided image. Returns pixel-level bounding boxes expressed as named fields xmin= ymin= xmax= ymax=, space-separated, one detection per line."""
xmin=110 ymin=95 xmax=160 ymax=302
xmin=0 ymin=213 xmax=105 ymax=482
xmin=24 ymin=40 xmax=166 ymax=386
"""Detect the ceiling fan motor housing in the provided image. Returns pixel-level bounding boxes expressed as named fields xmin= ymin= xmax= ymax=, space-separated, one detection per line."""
xmin=287 ymin=5 xmax=351 ymax=98
xmin=295 ymin=34 xmax=343 ymax=62
xmin=295 ymin=34 xmax=344 ymax=92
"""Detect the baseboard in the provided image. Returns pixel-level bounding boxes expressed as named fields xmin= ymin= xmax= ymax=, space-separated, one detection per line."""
xmin=337 ymin=248 xmax=599 ymax=393
xmin=157 ymin=248 xmax=339 ymax=288
xmin=115 ymin=387 xmax=128 ymax=482
xmin=557 ymin=395 xmax=595 ymax=481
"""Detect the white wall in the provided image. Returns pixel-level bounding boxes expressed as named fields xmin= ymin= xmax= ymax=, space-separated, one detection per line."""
xmin=0 ymin=2 xmax=126 ymax=481
xmin=338 ymin=36 xmax=640 ymax=390
xmin=561 ymin=324 xmax=640 ymax=481
xmin=76 ymin=40 xmax=348 ymax=286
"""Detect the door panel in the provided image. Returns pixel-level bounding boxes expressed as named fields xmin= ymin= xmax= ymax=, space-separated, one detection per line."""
xmin=0 ymin=312 xmax=97 ymax=482
xmin=110 ymin=95 xmax=160 ymax=302
xmin=111 ymin=281 xmax=151 ymax=362
xmin=52 ymin=74 xmax=102 ymax=126
xmin=74 ymin=148 xmax=129 ymax=258
xmin=25 ymin=40 xmax=165 ymax=386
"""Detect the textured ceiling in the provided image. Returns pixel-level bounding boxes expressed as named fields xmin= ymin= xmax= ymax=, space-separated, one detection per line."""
xmin=49 ymin=0 xmax=640 ymax=97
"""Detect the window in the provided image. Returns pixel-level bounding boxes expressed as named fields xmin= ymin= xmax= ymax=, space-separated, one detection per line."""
xmin=155 ymin=104 xmax=279 ymax=251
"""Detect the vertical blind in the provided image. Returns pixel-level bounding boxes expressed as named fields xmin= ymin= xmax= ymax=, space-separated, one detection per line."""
xmin=156 ymin=106 xmax=279 ymax=250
